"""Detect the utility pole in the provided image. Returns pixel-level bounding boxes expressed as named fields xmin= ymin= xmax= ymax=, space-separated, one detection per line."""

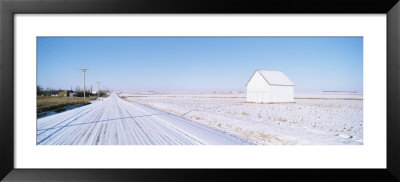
xmin=79 ymin=68 xmax=88 ymax=102
xmin=96 ymin=82 xmax=101 ymax=97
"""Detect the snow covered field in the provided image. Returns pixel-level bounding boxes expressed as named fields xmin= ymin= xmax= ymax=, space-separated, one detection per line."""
xmin=121 ymin=92 xmax=363 ymax=145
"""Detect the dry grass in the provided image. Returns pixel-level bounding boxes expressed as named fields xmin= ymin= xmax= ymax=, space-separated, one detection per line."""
xmin=191 ymin=116 xmax=202 ymax=120
xmin=37 ymin=96 xmax=96 ymax=113
xmin=278 ymin=117 xmax=287 ymax=122
xmin=274 ymin=137 xmax=289 ymax=145
xmin=122 ymin=96 xmax=148 ymax=98
xmin=257 ymin=132 xmax=272 ymax=141
xmin=295 ymin=97 xmax=362 ymax=100
xmin=264 ymin=102 xmax=296 ymax=104
xmin=244 ymin=101 xmax=296 ymax=104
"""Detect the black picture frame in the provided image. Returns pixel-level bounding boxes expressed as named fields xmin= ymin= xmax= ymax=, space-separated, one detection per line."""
xmin=1 ymin=0 xmax=399 ymax=181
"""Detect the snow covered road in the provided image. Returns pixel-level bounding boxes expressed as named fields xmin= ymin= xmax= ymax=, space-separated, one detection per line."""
xmin=37 ymin=93 xmax=250 ymax=145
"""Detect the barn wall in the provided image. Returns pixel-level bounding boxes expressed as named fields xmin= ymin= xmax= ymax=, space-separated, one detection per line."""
xmin=247 ymin=71 xmax=270 ymax=103
xmin=270 ymin=85 xmax=294 ymax=102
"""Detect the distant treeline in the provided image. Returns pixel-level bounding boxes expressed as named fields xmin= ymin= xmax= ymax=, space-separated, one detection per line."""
xmin=322 ymin=91 xmax=359 ymax=93
xmin=37 ymin=85 xmax=108 ymax=97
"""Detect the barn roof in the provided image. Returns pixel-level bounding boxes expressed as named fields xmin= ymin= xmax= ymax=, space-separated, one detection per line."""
xmin=246 ymin=69 xmax=295 ymax=86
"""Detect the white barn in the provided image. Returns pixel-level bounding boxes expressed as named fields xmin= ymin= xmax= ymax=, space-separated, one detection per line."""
xmin=246 ymin=69 xmax=295 ymax=103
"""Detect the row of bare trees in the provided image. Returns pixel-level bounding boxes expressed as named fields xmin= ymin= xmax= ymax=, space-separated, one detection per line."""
xmin=37 ymin=85 xmax=108 ymax=97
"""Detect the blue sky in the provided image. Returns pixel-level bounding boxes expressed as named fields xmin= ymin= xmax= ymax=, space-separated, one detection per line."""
xmin=37 ymin=37 xmax=363 ymax=92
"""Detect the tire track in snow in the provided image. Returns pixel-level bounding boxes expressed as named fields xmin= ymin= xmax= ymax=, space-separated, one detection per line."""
xmin=37 ymin=108 xmax=89 ymax=135
xmin=37 ymin=109 xmax=93 ymax=144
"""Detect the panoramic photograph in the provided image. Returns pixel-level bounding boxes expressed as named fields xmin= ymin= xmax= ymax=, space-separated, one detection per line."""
xmin=36 ymin=37 xmax=363 ymax=145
